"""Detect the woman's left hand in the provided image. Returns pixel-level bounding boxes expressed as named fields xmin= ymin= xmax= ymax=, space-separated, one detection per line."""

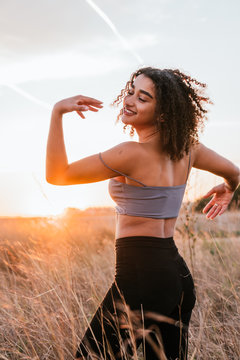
xmin=53 ymin=95 xmax=103 ymax=119
xmin=202 ymin=183 xmax=234 ymax=219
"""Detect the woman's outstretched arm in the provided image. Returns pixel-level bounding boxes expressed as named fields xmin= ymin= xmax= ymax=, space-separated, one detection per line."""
xmin=193 ymin=143 xmax=240 ymax=219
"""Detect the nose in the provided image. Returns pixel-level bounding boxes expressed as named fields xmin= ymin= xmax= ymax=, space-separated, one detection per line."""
xmin=124 ymin=94 xmax=135 ymax=108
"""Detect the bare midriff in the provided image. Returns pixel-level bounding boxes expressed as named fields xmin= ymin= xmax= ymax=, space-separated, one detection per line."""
xmin=111 ymin=144 xmax=191 ymax=240
xmin=115 ymin=214 xmax=177 ymax=239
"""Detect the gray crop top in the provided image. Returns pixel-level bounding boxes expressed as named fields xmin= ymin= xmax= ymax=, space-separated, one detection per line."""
xmin=99 ymin=152 xmax=191 ymax=219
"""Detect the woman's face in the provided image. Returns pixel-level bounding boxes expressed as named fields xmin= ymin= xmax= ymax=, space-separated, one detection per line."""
xmin=121 ymin=74 xmax=157 ymax=128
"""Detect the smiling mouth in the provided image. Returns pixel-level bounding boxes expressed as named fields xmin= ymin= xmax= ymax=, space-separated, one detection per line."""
xmin=123 ymin=107 xmax=136 ymax=115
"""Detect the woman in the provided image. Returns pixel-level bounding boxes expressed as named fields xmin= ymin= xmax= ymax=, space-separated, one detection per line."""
xmin=46 ymin=67 xmax=240 ymax=360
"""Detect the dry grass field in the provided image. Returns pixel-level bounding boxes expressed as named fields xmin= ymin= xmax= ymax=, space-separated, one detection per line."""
xmin=0 ymin=206 xmax=239 ymax=359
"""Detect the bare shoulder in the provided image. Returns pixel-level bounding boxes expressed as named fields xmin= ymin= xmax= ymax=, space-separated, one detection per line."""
xmin=100 ymin=140 xmax=142 ymax=172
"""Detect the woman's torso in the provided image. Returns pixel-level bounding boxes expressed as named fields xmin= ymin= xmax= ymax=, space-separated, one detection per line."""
xmin=114 ymin=143 xmax=193 ymax=239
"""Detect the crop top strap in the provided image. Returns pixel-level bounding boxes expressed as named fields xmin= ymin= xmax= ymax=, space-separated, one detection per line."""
xmin=185 ymin=151 xmax=191 ymax=183
xmin=99 ymin=152 xmax=147 ymax=187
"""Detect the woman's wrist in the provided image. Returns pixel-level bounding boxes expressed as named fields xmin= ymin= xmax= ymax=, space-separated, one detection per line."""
xmin=52 ymin=104 xmax=63 ymax=118
xmin=224 ymin=177 xmax=239 ymax=193
xmin=224 ymin=183 xmax=235 ymax=192
xmin=224 ymin=166 xmax=240 ymax=192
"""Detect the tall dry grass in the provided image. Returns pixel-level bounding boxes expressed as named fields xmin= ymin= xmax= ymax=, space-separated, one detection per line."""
xmin=0 ymin=207 xmax=239 ymax=359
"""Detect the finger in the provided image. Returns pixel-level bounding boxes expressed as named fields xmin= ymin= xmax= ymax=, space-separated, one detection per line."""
xmin=87 ymin=97 xmax=103 ymax=103
xmin=86 ymin=103 xmax=103 ymax=108
xmin=205 ymin=203 xmax=220 ymax=219
xmin=76 ymin=111 xmax=85 ymax=119
xmin=83 ymin=96 xmax=103 ymax=103
xmin=205 ymin=207 xmax=215 ymax=218
xmin=78 ymin=97 xmax=103 ymax=105
xmin=87 ymin=106 xmax=101 ymax=112
xmin=77 ymin=104 xmax=102 ymax=113
xmin=73 ymin=104 xmax=89 ymax=112
xmin=218 ymin=205 xmax=228 ymax=216
xmin=202 ymin=198 xmax=215 ymax=213
xmin=76 ymin=102 xmax=103 ymax=110
xmin=78 ymin=105 xmax=89 ymax=111
xmin=208 ymin=206 xmax=222 ymax=220
xmin=204 ymin=202 xmax=217 ymax=217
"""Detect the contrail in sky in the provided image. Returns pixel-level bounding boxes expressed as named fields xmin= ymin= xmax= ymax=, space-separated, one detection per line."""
xmin=4 ymin=83 xmax=51 ymax=110
xmin=2 ymin=1 xmax=144 ymax=110
xmin=85 ymin=0 xmax=144 ymax=65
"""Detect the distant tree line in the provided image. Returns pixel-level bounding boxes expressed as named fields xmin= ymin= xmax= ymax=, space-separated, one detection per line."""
xmin=193 ymin=186 xmax=240 ymax=212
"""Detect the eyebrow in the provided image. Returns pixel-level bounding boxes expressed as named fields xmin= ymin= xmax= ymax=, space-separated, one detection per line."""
xmin=131 ymin=84 xmax=154 ymax=99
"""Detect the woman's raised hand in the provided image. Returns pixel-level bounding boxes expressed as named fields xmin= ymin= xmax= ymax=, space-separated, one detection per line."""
xmin=202 ymin=183 xmax=234 ymax=220
xmin=53 ymin=95 xmax=103 ymax=119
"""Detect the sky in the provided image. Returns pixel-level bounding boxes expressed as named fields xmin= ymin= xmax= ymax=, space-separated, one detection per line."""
xmin=0 ymin=0 xmax=239 ymax=217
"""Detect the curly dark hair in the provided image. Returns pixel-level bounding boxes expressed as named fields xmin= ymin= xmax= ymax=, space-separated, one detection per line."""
xmin=112 ymin=67 xmax=213 ymax=161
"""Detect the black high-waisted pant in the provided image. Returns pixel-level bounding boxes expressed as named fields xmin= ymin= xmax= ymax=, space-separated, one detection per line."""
xmin=76 ymin=236 xmax=196 ymax=360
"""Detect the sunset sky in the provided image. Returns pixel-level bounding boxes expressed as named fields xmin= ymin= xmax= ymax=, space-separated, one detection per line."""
xmin=0 ymin=0 xmax=239 ymax=217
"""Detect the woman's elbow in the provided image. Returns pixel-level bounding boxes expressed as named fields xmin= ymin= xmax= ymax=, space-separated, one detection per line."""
xmin=45 ymin=175 xmax=66 ymax=185
xmin=46 ymin=175 xmax=56 ymax=185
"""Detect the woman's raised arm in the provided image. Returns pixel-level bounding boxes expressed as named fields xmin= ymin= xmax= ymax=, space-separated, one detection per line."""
xmin=193 ymin=143 xmax=240 ymax=219
xmin=46 ymin=95 xmax=103 ymax=184
xmin=45 ymin=95 xmax=139 ymax=186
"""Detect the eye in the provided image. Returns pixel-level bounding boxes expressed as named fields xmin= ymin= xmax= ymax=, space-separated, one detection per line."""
xmin=126 ymin=90 xmax=146 ymax=102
